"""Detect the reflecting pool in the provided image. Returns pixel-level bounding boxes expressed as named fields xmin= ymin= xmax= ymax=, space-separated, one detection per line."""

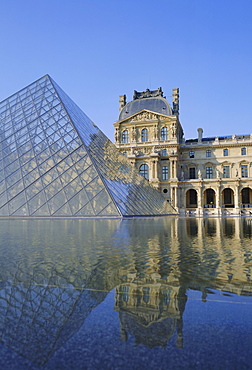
xmin=0 ymin=217 xmax=251 ymax=369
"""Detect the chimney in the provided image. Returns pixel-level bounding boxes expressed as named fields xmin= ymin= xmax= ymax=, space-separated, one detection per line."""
xmin=119 ymin=95 xmax=126 ymax=112
xmin=197 ymin=128 xmax=203 ymax=143
xmin=172 ymin=88 xmax=179 ymax=115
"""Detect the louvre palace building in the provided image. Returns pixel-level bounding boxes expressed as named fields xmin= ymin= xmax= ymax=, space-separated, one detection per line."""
xmin=114 ymin=87 xmax=252 ymax=216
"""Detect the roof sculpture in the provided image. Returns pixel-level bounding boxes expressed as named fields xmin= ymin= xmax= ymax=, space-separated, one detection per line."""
xmin=0 ymin=75 xmax=176 ymax=217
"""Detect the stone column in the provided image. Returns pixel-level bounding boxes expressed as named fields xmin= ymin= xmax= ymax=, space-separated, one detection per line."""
xmin=215 ymin=181 xmax=221 ymax=215
xmin=174 ymin=158 xmax=178 ymax=179
xmin=197 ymin=182 xmax=203 ymax=215
xmin=170 ymin=160 xmax=174 ymax=179
xmin=170 ymin=158 xmax=178 ymax=179
xmin=152 ymin=160 xmax=156 ymax=179
xmin=150 ymin=152 xmax=159 ymax=181
xmin=234 ymin=182 xmax=240 ymax=214
xmin=216 ymin=183 xmax=220 ymax=208
xmin=173 ymin=186 xmax=178 ymax=208
xmin=198 ymin=184 xmax=203 ymax=208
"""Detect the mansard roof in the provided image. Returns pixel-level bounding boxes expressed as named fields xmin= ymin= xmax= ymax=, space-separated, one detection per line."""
xmin=119 ymin=88 xmax=173 ymax=121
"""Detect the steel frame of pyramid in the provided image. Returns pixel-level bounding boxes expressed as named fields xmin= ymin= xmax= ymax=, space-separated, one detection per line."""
xmin=0 ymin=75 xmax=176 ymax=217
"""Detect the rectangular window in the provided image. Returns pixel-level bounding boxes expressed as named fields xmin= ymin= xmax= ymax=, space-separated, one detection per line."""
xmin=162 ymin=166 xmax=169 ymax=180
xmin=160 ymin=149 xmax=167 ymax=157
xmin=189 ymin=151 xmax=194 ymax=158
xmin=121 ymin=130 xmax=129 ymax=143
xmin=241 ymin=165 xmax=248 ymax=178
xmin=206 ymin=150 xmax=211 ymax=157
xmin=206 ymin=167 xmax=213 ymax=179
xmin=223 ymin=166 xmax=230 ymax=178
xmin=223 ymin=149 xmax=228 ymax=156
xmin=189 ymin=167 xmax=196 ymax=179
xmin=241 ymin=148 xmax=247 ymax=155
xmin=161 ymin=127 xmax=168 ymax=140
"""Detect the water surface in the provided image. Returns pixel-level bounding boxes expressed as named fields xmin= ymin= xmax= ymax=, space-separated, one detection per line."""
xmin=0 ymin=217 xmax=251 ymax=369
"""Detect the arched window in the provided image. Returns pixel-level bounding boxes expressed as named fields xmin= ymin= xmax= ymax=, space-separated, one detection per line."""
xmin=186 ymin=189 xmax=197 ymax=208
xmin=241 ymin=187 xmax=251 ymax=204
xmin=222 ymin=188 xmax=234 ymax=207
xmin=121 ymin=130 xmax=129 ymax=143
xmin=204 ymin=189 xmax=216 ymax=207
xmin=139 ymin=164 xmax=149 ymax=180
xmin=161 ymin=127 xmax=168 ymax=140
xmin=141 ymin=128 xmax=148 ymax=142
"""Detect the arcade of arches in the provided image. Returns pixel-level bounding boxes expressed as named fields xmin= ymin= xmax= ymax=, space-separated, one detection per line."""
xmin=185 ymin=187 xmax=252 ymax=211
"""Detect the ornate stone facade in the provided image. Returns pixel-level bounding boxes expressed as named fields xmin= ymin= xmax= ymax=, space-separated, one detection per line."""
xmin=114 ymin=88 xmax=252 ymax=215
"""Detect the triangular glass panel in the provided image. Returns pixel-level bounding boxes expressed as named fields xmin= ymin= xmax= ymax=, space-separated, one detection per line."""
xmin=90 ymin=188 xmax=115 ymax=215
xmin=12 ymin=203 xmax=29 ymax=216
xmin=32 ymin=203 xmax=50 ymax=216
xmin=8 ymin=191 xmax=27 ymax=215
xmin=68 ymin=189 xmax=90 ymax=214
xmin=0 ymin=203 xmax=9 ymax=215
xmin=47 ymin=190 xmax=68 ymax=214
xmin=76 ymin=201 xmax=96 ymax=216
xmin=53 ymin=202 xmax=72 ymax=216
xmin=25 ymin=179 xmax=44 ymax=200
xmin=98 ymin=202 xmax=119 ymax=216
xmin=0 ymin=191 xmax=8 ymax=207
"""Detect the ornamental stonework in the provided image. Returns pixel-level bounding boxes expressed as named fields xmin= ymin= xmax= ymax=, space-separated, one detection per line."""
xmin=131 ymin=112 xmax=158 ymax=121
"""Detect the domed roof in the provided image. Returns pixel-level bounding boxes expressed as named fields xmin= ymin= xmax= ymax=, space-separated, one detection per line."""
xmin=119 ymin=88 xmax=173 ymax=121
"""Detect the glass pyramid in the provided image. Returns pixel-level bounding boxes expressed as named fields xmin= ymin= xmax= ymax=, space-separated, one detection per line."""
xmin=0 ymin=75 xmax=176 ymax=217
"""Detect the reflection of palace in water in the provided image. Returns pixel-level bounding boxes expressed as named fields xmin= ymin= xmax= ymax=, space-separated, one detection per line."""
xmin=115 ymin=217 xmax=252 ymax=348
xmin=0 ymin=218 xmax=251 ymax=363
xmin=115 ymin=278 xmax=186 ymax=348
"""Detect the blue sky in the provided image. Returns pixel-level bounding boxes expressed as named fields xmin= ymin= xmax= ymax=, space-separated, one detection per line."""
xmin=1 ymin=0 xmax=252 ymax=141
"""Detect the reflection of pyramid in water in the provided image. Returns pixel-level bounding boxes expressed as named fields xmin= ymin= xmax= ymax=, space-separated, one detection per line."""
xmin=0 ymin=75 xmax=175 ymax=217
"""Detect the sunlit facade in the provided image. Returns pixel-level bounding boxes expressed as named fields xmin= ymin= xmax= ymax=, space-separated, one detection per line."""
xmin=114 ymin=88 xmax=252 ymax=215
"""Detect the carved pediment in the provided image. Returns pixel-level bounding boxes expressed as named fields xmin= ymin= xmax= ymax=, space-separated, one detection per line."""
xmin=130 ymin=110 xmax=170 ymax=122
xmin=131 ymin=111 xmax=158 ymax=122
xmin=118 ymin=110 xmax=171 ymax=125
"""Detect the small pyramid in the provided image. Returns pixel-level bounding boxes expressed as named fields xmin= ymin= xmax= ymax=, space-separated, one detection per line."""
xmin=0 ymin=75 xmax=176 ymax=217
